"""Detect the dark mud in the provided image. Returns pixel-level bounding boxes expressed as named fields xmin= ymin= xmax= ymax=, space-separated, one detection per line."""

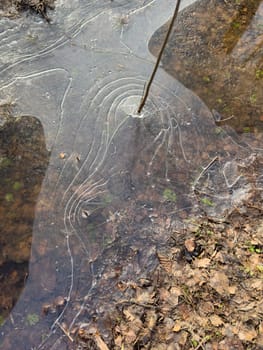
xmin=0 ymin=103 xmax=49 ymax=319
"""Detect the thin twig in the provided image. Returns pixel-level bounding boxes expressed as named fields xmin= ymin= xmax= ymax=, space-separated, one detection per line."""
xmin=192 ymin=156 xmax=219 ymax=191
xmin=137 ymin=0 xmax=181 ymax=114
xmin=57 ymin=322 xmax=74 ymax=342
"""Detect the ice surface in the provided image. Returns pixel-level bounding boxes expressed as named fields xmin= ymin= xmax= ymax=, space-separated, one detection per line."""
xmin=0 ymin=0 xmax=261 ymax=348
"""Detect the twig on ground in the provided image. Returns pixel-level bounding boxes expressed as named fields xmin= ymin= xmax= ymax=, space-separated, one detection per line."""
xmin=137 ymin=0 xmax=181 ymax=113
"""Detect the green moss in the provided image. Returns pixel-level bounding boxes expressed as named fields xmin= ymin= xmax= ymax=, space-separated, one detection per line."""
xmin=201 ymin=197 xmax=214 ymax=207
xmin=202 ymin=76 xmax=211 ymax=83
xmin=103 ymin=193 xmax=113 ymax=205
xmin=243 ymin=126 xmax=251 ymax=133
xmin=5 ymin=193 xmax=14 ymax=202
xmin=163 ymin=188 xmax=177 ymax=202
xmin=13 ymin=181 xmax=23 ymax=191
xmin=191 ymin=339 xmax=198 ymax=347
xmin=249 ymin=93 xmax=257 ymax=104
xmin=255 ymin=69 xmax=263 ymax=79
xmin=0 ymin=315 xmax=5 ymax=326
xmin=26 ymin=313 xmax=39 ymax=326
xmin=0 ymin=157 xmax=12 ymax=168
xmin=214 ymin=127 xmax=222 ymax=135
xmin=232 ymin=21 xmax=241 ymax=29
xmin=247 ymin=244 xmax=262 ymax=254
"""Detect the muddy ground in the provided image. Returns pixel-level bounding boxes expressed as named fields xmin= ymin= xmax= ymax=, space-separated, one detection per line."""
xmin=150 ymin=0 xmax=263 ymax=140
xmin=0 ymin=0 xmax=55 ymax=21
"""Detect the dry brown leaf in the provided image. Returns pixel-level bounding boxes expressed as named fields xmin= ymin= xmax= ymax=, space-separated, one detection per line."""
xmin=59 ymin=152 xmax=66 ymax=159
xmin=123 ymin=308 xmax=136 ymax=322
xmin=250 ymin=278 xmax=263 ymax=290
xmin=178 ymin=331 xmax=189 ymax=346
xmin=123 ymin=328 xmax=137 ymax=343
xmin=159 ymin=287 xmax=170 ymax=301
xmin=209 ymin=314 xmax=224 ymax=327
xmin=214 ymin=251 xmax=225 ymax=263
xmin=170 ymin=286 xmax=182 ymax=296
xmin=172 ymin=321 xmax=182 ymax=332
xmin=257 ymin=323 xmax=263 ymax=346
xmin=135 ymin=288 xmax=155 ymax=305
xmin=184 ymin=238 xmax=195 ymax=252
xmin=114 ymin=335 xmax=123 ymax=347
xmin=228 ymin=284 xmax=237 ymax=295
xmin=199 ymin=301 xmax=214 ymax=315
xmin=94 ymin=334 xmax=110 ymax=350
xmin=245 ymin=254 xmax=261 ymax=272
xmin=238 ymin=301 xmax=257 ymax=312
xmin=157 ymin=252 xmax=173 ymax=273
xmin=186 ymin=268 xmax=206 ymax=287
xmin=194 ymin=313 xmax=209 ymax=327
xmin=209 ymin=271 xmax=230 ymax=296
xmin=193 ymin=257 xmax=211 ymax=268
xmin=238 ymin=327 xmax=257 ymax=342
xmin=145 ymin=310 xmax=158 ymax=330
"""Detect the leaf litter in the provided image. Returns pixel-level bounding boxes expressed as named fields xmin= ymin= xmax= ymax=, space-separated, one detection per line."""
xmin=68 ymin=155 xmax=263 ymax=350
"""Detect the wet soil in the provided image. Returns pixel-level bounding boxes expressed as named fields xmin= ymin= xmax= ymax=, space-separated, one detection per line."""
xmin=149 ymin=0 xmax=263 ymax=140
xmin=39 ymin=155 xmax=260 ymax=350
xmin=103 ymin=157 xmax=263 ymax=350
xmin=0 ymin=103 xmax=49 ymax=320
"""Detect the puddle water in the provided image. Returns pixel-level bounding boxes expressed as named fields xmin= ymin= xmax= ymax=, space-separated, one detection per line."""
xmin=0 ymin=107 xmax=49 ymax=321
xmin=0 ymin=0 xmax=262 ymax=348
xmin=149 ymin=0 xmax=263 ymax=147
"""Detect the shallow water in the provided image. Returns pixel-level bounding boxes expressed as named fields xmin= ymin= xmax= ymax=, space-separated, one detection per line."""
xmin=0 ymin=0 xmax=262 ymax=348
xmin=149 ymin=0 xmax=263 ymax=142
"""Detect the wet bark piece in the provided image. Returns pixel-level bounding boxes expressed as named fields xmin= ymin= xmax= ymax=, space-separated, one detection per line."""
xmin=0 ymin=108 xmax=49 ymax=318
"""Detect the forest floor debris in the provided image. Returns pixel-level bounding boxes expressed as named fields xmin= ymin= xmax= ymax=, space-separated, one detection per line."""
xmin=74 ymin=156 xmax=263 ymax=350
xmin=0 ymin=0 xmax=55 ymax=21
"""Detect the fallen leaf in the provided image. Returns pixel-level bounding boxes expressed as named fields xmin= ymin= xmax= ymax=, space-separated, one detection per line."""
xmin=157 ymin=252 xmax=173 ymax=273
xmin=209 ymin=314 xmax=224 ymax=327
xmin=173 ymin=321 xmax=182 ymax=332
xmin=193 ymin=257 xmax=210 ymax=268
xmin=179 ymin=331 xmax=189 ymax=345
xmin=59 ymin=152 xmax=66 ymax=159
xmin=238 ymin=327 xmax=257 ymax=342
xmin=145 ymin=310 xmax=158 ymax=330
xmin=122 ymin=328 xmax=137 ymax=343
xmin=250 ymin=278 xmax=263 ymax=290
xmin=228 ymin=285 xmax=237 ymax=295
xmin=184 ymin=238 xmax=195 ymax=252
xmin=209 ymin=271 xmax=230 ymax=296
xmin=199 ymin=301 xmax=214 ymax=315
xmin=123 ymin=308 xmax=136 ymax=322
xmin=114 ymin=335 xmax=122 ymax=347
xmin=94 ymin=333 xmax=110 ymax=350
xmin=135 ymin=288 xmax=155 ymax=305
